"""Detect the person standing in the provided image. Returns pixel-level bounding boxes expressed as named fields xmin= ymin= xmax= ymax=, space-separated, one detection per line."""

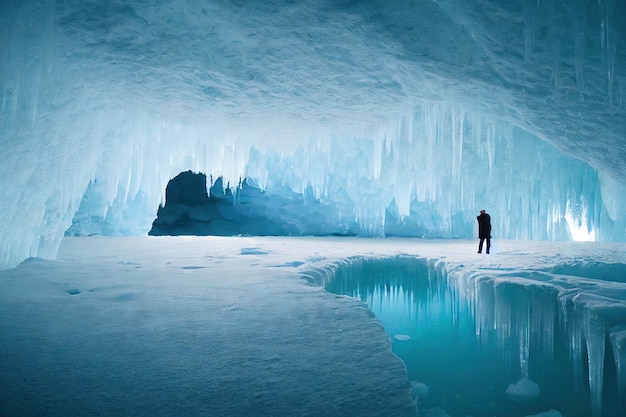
xmin=477 ymin=209 xmax=491 ymax=254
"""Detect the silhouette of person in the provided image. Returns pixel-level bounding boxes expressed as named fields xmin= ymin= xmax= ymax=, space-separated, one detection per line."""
xmin=477 ymin=209 xmax=491 ymax=254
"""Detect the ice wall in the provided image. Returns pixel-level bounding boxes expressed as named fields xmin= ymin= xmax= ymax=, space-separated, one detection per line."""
xmin=246 ymin=106 xmax=624 ymax=240
xmin=1 ymin=0 xmax=625 ymax=270
xmin=67 ymin=105 xmax=625 ymax=243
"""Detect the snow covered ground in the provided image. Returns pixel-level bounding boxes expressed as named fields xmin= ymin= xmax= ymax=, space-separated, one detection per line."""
xmin=1 ymin=236 xmax=625 ymax=417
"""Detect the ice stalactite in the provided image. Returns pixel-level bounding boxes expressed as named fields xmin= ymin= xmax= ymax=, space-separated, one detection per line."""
xmin=568 ymin=313 xmax=587 ymax=394
xmin=584 ymin=307 xmax=607 ymax=417
xmin=475 ymin=276 xmax=497 ymax=347
xmin=493 ymin=282 xmax=515 ymax=366
xmin=609 ymin=325 xmax=626 ymax=411
xmin=518 ymin=297 xmax=531 ymax=379
xmin=531 ymin=290 xmax=557 ymax=368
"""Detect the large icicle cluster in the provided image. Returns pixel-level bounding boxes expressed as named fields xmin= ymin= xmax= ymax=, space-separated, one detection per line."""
xmin=441 ymin=260 xmax=626 ymax=417
xmin=67 ymin=103 xmax=625 ymax=242
xmin=248 ymin=105 xmax=623 ymax=241
xmin=2 ymin=100 xmax=625 ymax=270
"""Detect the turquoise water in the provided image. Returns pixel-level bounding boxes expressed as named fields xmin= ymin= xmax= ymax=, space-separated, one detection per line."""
xmin=324 ymin=257 xmax=616 ymax=417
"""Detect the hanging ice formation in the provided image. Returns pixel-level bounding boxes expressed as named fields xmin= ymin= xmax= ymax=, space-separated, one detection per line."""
xmin=314 ymin=256 xmax=626 ymax=417
xmin=0 ymin=101 xmax=623 ymax=271
xmin=443 ymin=262 xmax=626 ymax=417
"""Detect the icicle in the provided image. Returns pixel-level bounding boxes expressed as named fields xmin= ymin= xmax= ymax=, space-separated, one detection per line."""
xmin=475 ymin=277 xmax=496 ymax=348
xmin=560 ymin=294 xmax=586 ymax=393
xmin=609 ymin=325 xmax=626 ymax=411
xmin=584 ymin=308 xmax=606 ymax=417
xmin=494 ymin=281 xmax=513 ymax=366
xmin=530 ymin=289 xmax=556 ymax=367
xmin=519 ymin=314 xmax=531 ymax=378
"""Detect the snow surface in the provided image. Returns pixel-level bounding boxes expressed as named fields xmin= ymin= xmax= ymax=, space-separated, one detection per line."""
xmin=1 ymin=0 xmax=625 ymax=270
xmin=1 ymin=236 xmax=625 ymax=417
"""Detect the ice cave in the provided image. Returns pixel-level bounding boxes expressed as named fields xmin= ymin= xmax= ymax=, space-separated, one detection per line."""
xmin=1 ymin=1 xmax=625 ymax=416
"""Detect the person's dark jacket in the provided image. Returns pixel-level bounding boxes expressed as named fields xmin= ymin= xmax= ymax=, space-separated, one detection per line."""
xmin=477 ymin=213 xmax=491 ymax=239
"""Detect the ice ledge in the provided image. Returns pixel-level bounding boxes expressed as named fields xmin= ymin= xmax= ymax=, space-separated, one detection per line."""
xmin=301 ymin=241 xmax=626 ymax=417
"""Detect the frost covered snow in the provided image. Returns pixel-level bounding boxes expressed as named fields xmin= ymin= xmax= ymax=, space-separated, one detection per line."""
xmin=1 ymin=236 xmax=626 ymax=417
